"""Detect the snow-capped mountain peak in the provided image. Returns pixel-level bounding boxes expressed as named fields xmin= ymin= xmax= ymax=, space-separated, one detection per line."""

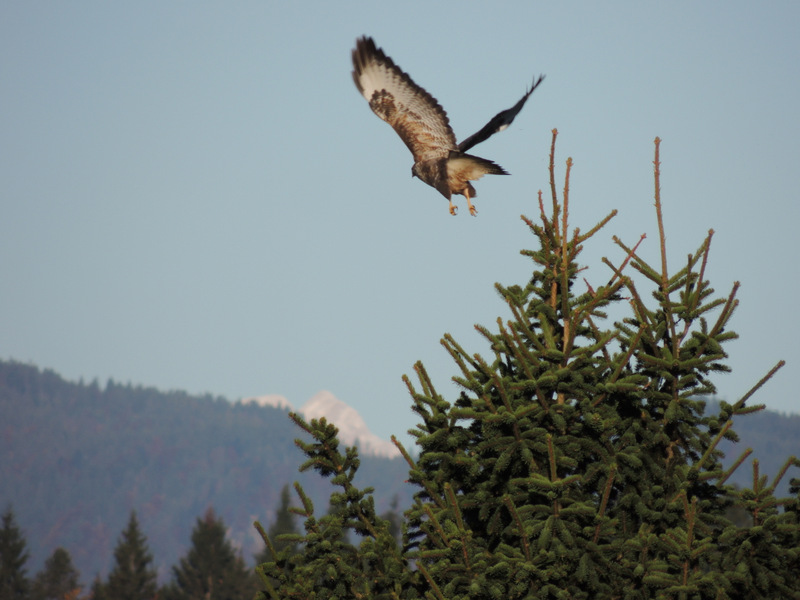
xmin=300 ymin=391 xmax=400 ymax=459
xmin=239 ymin=391 xmax=399 ymax=459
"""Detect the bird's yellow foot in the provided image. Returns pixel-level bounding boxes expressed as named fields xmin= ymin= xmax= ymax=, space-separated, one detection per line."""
xmin=468 ymin=204 xmax=478 ymax=216
xmin=449 ymin=201 xmax=457 ymax=216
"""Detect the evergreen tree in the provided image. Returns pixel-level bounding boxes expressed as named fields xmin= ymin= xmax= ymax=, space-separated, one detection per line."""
xmin=254 ymin=418 xmax=405 ymax=600
xmin=30 ymin=548 xmax=80 ymax=600
xmin=399 ymin=134 xmax=800 ymax=599
xmin=163 ymin=508 xmax=256 ymax=600
xmin=88 ymin=576 xmax=106 ymax=600
xmin=0 ymin=507 xmax=30 ymax=600
xmin=266 ymin=485 xmax=299 ymax=558
xmin=379 ymin=496 xmax=403 ymax=547
xmin=255 ymin=485 xmax=301 ymax=591
xmin=255 ymin=484 xmax=298 ymax=564
xmin=255 ymin=133 xmax=800 ymax=599
xmin=99 ymin=511 xmax=156 ymax=600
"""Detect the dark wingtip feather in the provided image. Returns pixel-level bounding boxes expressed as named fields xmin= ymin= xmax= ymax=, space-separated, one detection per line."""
xmin=457 ymin=73 xmax=545 ymax=153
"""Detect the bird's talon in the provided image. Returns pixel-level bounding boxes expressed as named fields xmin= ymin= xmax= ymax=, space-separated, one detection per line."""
xmin=449 ymin=203 xmax=457 ymax=216
xmin=469 ymin=206 xmax=478 ymax=216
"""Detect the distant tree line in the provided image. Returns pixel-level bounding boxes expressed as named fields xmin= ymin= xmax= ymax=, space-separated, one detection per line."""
xmin=0 ymin=482 xmax=404 ymax=600
xmin=0 ymin=504 xmax=250 ymax=600
xmin=0 ymin=358 xmax=413 ymax=581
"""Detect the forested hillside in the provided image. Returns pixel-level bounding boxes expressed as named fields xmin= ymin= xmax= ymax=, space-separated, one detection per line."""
xmin=1 ymin=359 xmax=797 ymax=585
xmin=0 ymin=360 xmax=412 ymax=583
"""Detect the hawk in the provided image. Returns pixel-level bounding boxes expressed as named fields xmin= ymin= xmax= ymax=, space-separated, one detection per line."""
xmin=351 ymin=36 xmax=544 ymax=216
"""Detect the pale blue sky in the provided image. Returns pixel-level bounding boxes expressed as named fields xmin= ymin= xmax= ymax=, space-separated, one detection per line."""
xmin=2 ymin=2 xmax=798 ymax=449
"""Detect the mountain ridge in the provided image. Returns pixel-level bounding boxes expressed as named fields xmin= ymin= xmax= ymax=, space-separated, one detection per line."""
xmin=2 ymin=358 xmax=798 ymax=586
xmin=0 ymin=359 xmax=412 ymax=583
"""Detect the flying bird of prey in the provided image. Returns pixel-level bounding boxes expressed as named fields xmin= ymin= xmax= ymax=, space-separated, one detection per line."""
xmin=351 ymin=36 xmax=544 ymax=216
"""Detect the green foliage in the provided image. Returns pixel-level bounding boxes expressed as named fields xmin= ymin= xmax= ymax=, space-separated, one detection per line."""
xmin=380 ymin=496 xmax=404 ymax=546
xmin=30 ymin=548 xmax=81 ymax=600
xmin=0 ymin=365 xmax=411 ymax=579
xmin=0 ymin=508 xmax=30 ymax=600
xmin=267 ymin=485 xmax=300 ymax=558
xmin=255 ymin=483 xmax=301 ymax=586
xmin=162 ymin=508 xmax=257 ymax=600
xmin=97 ymin=512 xmax=157 ymax=600
xmin=254 ymin=414 xmax=408 ymax=600
xmin=257 ymin=133 xmax=800 ymax=599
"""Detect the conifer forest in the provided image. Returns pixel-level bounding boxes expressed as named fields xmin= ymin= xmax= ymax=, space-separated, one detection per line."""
xmin=2 ymin=134 xmax=799 ymax=599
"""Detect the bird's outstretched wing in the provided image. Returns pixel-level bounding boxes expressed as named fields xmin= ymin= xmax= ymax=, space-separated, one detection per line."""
xmin=457 ymin=75 xmax=545 ymax=153
xmin=352 ymin=37 xmax=457 ymax=163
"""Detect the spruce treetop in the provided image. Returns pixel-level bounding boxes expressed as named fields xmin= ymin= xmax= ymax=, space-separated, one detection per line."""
xmin=103 ymin=511 xmax=157 ymax=600
xmin=30 ymin=548 xmax=81 ymax=600
xmin=0 ymin=507 xmax=30 ymax=600
xmin=255 ymin=132 xmax=800 ymax=600
xmin=164 ymin=508 xmax=256 ymax=600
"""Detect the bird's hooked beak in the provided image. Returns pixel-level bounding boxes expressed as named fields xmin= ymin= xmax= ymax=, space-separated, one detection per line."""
xmin=411 ymin=165 xmax=418 ymax=179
